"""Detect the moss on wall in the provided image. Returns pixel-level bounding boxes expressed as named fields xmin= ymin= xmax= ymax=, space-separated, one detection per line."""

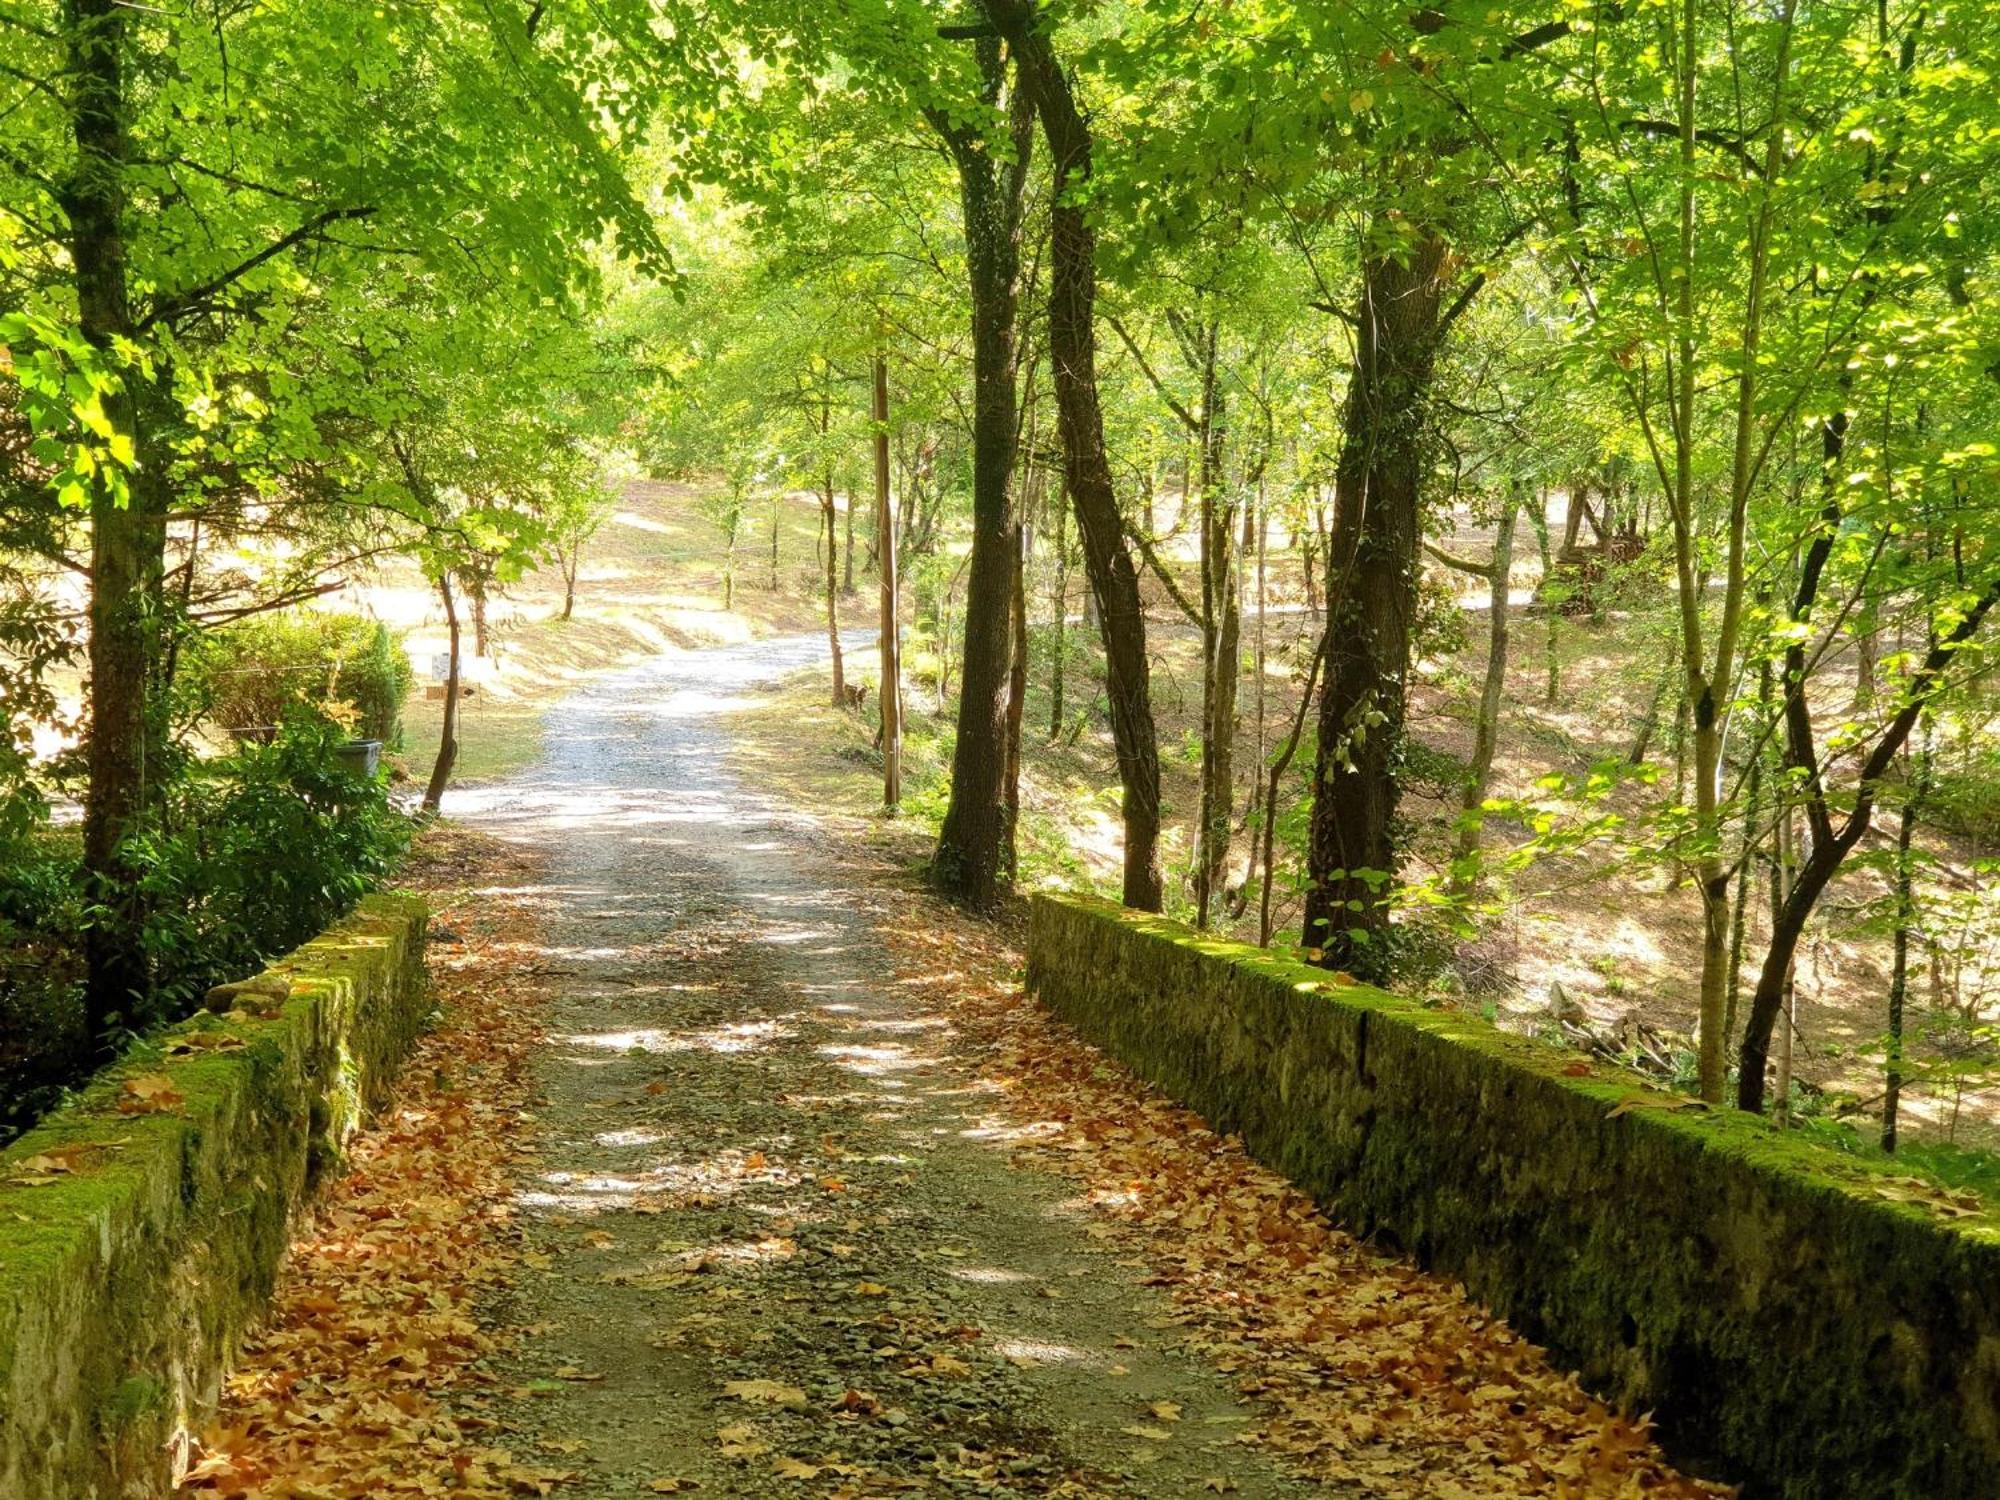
xmin=0 ymin=892 xmax=428 ymax=1500
xmin=1028 ymin=893 xmax=2000 ymax=1500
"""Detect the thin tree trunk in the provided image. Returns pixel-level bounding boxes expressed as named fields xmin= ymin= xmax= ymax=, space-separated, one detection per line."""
xmin=1771 ymin=800 xmax=1798 ymax=1122
xmin=1259 ymin=637 xmax=1327 ymax=947
xmin=844 ymin=483 xmax=857 ymax=594
xmin=990 ymin=0 xmax=1162 ymax=909
xmin=1448 ymin=502 xmax=1518 ymax=896
xmin=422 ymin=571 xmax=462 ymax=815
xmin=875 ymin=353 xmax=902 ymax=810
xmin=823 ymin=470 xmax=844 ymax=707
xmin=1244 ymin=479 xmax=1268 ymax=904
xmin=1723 ymin=656 xmax=1772 ymax=1055
xmin=561 ymin=543 xmax=580 ymax=621
xmin=1884 ymin=725 xmax=1933 ymax=1152
xmin=1003 ymin=524 xmax=1028 ymax=878
xmin=1049 ymin=482 xmax=1069 ymax=740
xmin=1194 ymin=324 xmax=1229 ymax=927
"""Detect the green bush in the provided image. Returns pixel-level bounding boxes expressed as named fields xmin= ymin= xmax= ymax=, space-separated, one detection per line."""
xmin=0 ymin=829 xmax=88 ymax=1139
xmin=123 ymin=714 xmax=413 ymax=1027
xmin=0 ymin=717 xmax=412 ymax=1133
xmin=189 ymin=611 xmax=412 ymax=749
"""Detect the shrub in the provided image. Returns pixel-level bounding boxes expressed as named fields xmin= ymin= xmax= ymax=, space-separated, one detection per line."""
xmin=0 ymin=828 xmax=88 ymax=1139
xmin=124 ymin=714 xmax=413 ymax=1027
xmin=189 ymin=611 xmax=412 ymax=749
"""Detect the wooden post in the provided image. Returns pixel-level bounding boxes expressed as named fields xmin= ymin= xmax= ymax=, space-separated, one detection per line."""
xmin=875 ymin=351 xmax=902 ymax=809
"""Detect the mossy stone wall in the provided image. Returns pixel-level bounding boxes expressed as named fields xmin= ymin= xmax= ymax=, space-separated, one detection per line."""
xmin=0 ymin=892 xmax=428 ymax=1499
xmin=1028 ymin=893 xmax=2000 ymax=1500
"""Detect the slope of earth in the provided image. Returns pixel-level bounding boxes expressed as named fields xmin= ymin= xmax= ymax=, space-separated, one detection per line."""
xmin=187 ymin=632 xmax=1722 ymax=1499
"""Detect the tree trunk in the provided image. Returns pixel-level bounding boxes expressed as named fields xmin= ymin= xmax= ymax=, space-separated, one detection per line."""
xmin=823 ymin=471 xmax=844 ymax=707
xmin=989 ymin=0 xmax=1162 ymax=909
xmin=70 ymin=0 xmax=167 ymax=1046
xmin=875 ymin=354 xmax=902 ymax=810
xmin=1049 ymin=483 xmax=1068 ymax=740
xmin=561 ymin=543 xmax=580 ymax=621
xmin=1302 ymin=233 xmax=1448 ymax=980
xmin=930 ymin=39 xmax=1031 ymax=910
xmin=422 ymin=571 xmax=462 ymax=815
xmin=1448 ymin=501 xmax=1517 ymax=896
xmin=467 ymin=567 xmax=490 ymax=659
xmin=1194 ymin=331 xmax=1234 ymax=928
xmin=1003 ymin=524 xmax=1028 ymax=879
xmin=844 ymin=486 xmax=857 ymax=595
xmin=1884 ymin=727 xmax=1932 ymax=1152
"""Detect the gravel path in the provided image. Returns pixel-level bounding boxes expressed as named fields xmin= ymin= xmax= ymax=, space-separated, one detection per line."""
xmin=455 ymin=637 xmax=1317 ymax=1498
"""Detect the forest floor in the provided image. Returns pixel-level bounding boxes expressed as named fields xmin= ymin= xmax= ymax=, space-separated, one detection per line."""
xmin=184 ymin=633 xmax=1723 ymax=1499
xmin=729 ymin=580 xmax=2000 ymax=1151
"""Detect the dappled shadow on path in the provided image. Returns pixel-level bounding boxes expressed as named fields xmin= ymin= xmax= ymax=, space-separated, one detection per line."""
xmin=453 ymin=635 xmax=1313 ymax=1497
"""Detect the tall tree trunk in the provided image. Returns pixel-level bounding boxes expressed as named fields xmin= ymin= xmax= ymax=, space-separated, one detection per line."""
xmin=1243 ymin=480 xmax=1269 ymax=905
xmin=875 ymin=353 xmax=902 ymax=809
xmin=1302 ymin=233 xmax=1448 ymax=980
xmin=823 ymin=470 xmax=844 ymax=707
xmin=989 ymin=0 xmax=1162 ymax=909
xmin=844 ymin=488 xmax=857 ymax=595
xmin=1259 ymin=637 xmax=1327 ymax=947
xmin=1003 ymin=524 xmax=1028 ymax=879
xmin=1724 ymin=654 xmax=1773 ymax=1054
xmin=1049 ymin=483 xmax=1069 ymax=740
xmin=561 ymin=543 xmax=580 ymax=621
xmin=1883 ymin=725 xmax=1932 ymax=1152
xmin=928 ymin=40 xmax=1032 ymax=909
xmin=70 ymin=0 xmax=167 ymax=1045
xmin=422 ymin=571 xmax=462 ymax=815
xmin=1194 ymin=331 xmax=1233 ymax=927
xmin=1448 ymin=501 xmax=1517 ymax=896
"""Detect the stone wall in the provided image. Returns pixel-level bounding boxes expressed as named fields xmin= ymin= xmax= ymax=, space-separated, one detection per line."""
xmin=1028 ymin=893 xmax=2000 ymax=1500
xmin=0 ymin=892 xmax=429 ymax=1499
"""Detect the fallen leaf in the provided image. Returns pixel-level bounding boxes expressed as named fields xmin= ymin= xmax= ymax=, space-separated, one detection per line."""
xmin=723 ymin=1379 xmax=808 ymax=1410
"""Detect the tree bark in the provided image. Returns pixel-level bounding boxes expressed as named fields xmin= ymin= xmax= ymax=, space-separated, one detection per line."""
xmin=1003 ymin=523 xmax=1029 ymax=879
xmin=875 ymin=353 xmax=902 ymax=809
xmin=1883 ymin=727 xmax=1931 ymax=1152
xmin=1302 ymin=233 xmax=1448 ymax=980
xmin=823 ymin=469 xmax=844 ymax=707
xmin=560 ymin=542 xmax=580 ymax=621
xmin=422 ymin=570 xmax=462 ymax=815
xmin=69 ymin=0 xmax=168 ymax=1045
xmin=928 ymin=40 xmax=1033 ymax=909
xmin=986 ymin=0 xmax=1162 ymax=909
xmin=1447 ymin=500 xmax=1517 ymax=895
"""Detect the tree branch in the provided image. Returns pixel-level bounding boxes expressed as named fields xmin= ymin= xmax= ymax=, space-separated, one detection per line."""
xmin=1106 ymin=314 xmax=1199 ymax=432
xmin=139 ymin=205 xmax=376 ymax=331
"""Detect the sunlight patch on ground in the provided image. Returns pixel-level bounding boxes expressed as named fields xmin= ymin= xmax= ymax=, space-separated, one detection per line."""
xmin=947 ymin=1265 xmax=1032 ymax=1285
xmin=818 ymin=1042 xmax=926 ymax=1074
xmin=594 ymin=1128 xmax=667 ymax=1147
xmin=559 ymin=1020 xmax=791 ymax=1054
xmin=990 ymin=1336 xmax=1092 ymax=1366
